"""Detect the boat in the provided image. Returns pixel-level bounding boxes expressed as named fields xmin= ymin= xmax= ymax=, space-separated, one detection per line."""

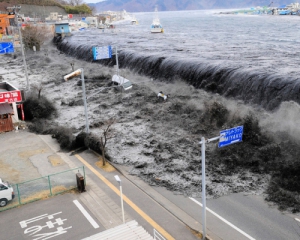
xmin=131 ymin=15 xmax=138 ymax=25
xmin=151 ymin=6 xmax=163 ymax=33
xmin=98 ymin=23 xmax=106 ymax=29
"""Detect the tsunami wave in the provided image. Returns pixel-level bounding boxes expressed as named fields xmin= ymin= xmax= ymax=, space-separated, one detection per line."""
xmin=54 ymin=36 xmax=300 ymax=111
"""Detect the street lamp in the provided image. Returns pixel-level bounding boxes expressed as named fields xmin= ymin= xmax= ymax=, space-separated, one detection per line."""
xmin=199 ymin=136 xmax=220 ymax=240
xmin=8 ymin=5 xmax=30 ymax=90
xmin=114 ymin=175 xmax=125 ymax=224
xmin=64 ymin=68 xmax=90 ymax=134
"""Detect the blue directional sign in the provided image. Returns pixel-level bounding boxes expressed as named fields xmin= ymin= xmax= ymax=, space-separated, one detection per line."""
xmin=92 ymin=46 xmax=112 ymax=60
xmin=218 ymin=125 xmax=243 ymax=148
xmin=0 ymin=42 xmax=14 ymax=54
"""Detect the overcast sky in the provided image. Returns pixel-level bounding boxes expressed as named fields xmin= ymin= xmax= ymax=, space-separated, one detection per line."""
xmin=84 ymin=0 xmax=104 ymax=3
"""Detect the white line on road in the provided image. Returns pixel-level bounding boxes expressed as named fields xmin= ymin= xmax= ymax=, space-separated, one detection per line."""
xmin=73 ymin=200 xmax=99 ymax=229
xmin=189 ymin=197 xmax=256 ymax=240
xmin=295 ymin=218 xmax=300 ymax=223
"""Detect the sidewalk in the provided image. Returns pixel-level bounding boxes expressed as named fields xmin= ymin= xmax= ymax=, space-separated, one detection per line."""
xmin=38 ymin=135 xmax=131 ymax=230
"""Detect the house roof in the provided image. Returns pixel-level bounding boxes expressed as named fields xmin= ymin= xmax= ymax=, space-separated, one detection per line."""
xmin=0 ymin=103 xmax=14 ymax=115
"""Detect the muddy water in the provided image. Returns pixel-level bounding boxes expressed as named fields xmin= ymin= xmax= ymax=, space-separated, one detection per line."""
xmin=4 ymin=10 xmax=300 ymax=211
xmin=56 ymin=10 xmax=300 ymax=110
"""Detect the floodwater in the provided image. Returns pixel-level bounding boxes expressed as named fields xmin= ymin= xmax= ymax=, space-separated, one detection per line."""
xmin=57 ymin=10 xmax=300 ymax=110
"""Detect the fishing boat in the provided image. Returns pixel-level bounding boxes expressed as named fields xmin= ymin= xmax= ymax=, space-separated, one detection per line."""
xmin=151 ymin=6 xmax=163 ymax=33
xmin=131 ymin=15 xmax=138 ymax=25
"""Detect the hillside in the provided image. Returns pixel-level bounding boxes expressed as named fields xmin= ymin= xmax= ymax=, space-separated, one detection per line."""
xmin=0 ymin=0 xmax=66 ymax=17
xmin=93 ymin=0 xmax=292 ymax=12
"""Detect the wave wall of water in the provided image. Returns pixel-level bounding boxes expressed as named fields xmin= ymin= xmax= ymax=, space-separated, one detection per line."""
xmin=55 ymin=36 xmax=300 ymax=111
xmin=54 ymin=10 xmax=300 ymax=110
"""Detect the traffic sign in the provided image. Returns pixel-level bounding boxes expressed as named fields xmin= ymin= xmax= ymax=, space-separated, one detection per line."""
xmin=218 ymin=125 xmax=243 ymax=148
xmin=92 ymin=46 xmax=112 ymax=60
xmin=0 ymin=42 xmax=14 ymax=54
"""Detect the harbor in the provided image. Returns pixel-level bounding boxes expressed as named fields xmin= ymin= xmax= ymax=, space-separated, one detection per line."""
xmin=219 ymin=2 xmax=300 ymax=15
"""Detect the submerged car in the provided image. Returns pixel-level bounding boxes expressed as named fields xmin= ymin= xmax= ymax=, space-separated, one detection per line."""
xmin=112 ymin=75 xmax=133 ymax=91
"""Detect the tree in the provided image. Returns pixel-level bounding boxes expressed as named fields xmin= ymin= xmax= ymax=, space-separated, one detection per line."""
xmin=64 ymin=4 xmax=92 ymax=14
xmin=55 ymin=0 xmax=69 ymax=4
xmin=99 ymin=119 xmax=115 ymax=166
xmin=89 ymin=4 xmax=97 ymax=15
xmin=21 ymin=24 xmax=52 ymax=51
xmin=32 ymin=82 xmax=43 ymax=99
xmin=68 ymin=0 xmax=83 ymax=6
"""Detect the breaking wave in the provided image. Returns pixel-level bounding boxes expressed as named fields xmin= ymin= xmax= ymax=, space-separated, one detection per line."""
xmin=54 ymin=10 xmax=300 ymax=110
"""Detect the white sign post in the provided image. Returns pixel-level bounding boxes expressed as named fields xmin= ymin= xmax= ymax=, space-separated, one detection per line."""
xmin=199 ymin=125 xmax=243 ymax=240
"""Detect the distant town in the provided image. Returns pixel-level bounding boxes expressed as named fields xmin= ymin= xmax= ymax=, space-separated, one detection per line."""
xmin=219 ymin=2 xmax=300 ymax=15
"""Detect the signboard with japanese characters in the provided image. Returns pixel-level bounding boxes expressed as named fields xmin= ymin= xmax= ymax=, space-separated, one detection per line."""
xmin=218 ymin=125 xmax=244 ymax=148
xmin=92 ymin=45 xmax=112 ymax=60
xmin=0 ymin=42 xmax=14 ymax=54
xmin=19 ymin=212 xmax=72 ymax=240
xmin=0 ymin=90 xmax=22 ymax=103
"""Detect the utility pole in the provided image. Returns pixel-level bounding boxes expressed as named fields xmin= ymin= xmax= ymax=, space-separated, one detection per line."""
xmin=7 ymin=5 xmax=30 ymax=90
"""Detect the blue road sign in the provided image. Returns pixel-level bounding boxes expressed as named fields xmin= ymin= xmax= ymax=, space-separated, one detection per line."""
xmin=92 ymin=46 xmax=112 ymax=60
xmin=0 ymin=42 xmax=14 ymax=54
xmin=218 ymin=125 xmax=243 ymax=148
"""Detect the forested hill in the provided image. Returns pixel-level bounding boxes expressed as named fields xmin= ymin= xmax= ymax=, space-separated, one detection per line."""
xmin=92 ymin=0 xmax=293 ymax=12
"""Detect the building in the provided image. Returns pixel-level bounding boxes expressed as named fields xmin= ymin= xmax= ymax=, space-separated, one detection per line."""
xmin=85 ymin=17 xmax=98 ymax=27
xmin=0 ymin=14 xmax=16 ymax=36
xmin=0 ymin=82 xmax=23 ymax=133
xmin=54 ymin=22 xmax=71 ymax=37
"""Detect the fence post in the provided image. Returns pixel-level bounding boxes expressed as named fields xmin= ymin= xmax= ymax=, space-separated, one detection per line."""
xmin=48 ymin=176 xmax=52 ymax=196
xmin=16 ymin=183 xmax=21 ymax=205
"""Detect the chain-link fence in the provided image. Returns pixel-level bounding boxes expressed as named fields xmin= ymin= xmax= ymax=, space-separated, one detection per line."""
xmin=0 ymin=166 xmax=85 ymax=212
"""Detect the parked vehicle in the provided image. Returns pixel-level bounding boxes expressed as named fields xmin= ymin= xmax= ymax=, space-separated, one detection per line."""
xmin=0 ymin=178 xmax=14 ymax=207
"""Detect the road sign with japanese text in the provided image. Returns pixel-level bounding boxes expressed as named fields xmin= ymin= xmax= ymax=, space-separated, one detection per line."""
xmin=218 ymin=125 xmax=243 ymax=148
xmin=0 ymin=42 xmax=14 ymax=54
xmin=92 ymin=46 xmax=112 ymax=60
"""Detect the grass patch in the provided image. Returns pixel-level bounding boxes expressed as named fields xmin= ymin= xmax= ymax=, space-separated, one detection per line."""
xmin=95 ymin=156 xmax=115 ymax=172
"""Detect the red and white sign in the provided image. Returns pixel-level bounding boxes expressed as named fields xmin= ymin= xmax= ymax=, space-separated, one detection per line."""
xmin=68 ymin=14 xmax=73 ymax=19
xmin=0 ymin=90 xmax=22 ymax=103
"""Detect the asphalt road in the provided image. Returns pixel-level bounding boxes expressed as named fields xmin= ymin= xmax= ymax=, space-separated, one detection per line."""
xmin=0 ymin=193 xmax=103 ymax=240
xmin=152 ymin=186 xmax=300 ymax=240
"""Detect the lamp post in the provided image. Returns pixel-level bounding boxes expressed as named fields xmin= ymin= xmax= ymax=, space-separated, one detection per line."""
xmin=114 ymin=175 xmax=125 ymax=224
xmin=63 ymin=68 xmax=89 ymax=134
xmin=199 ymin=136 xmax=220 ymax=240
xmin=199 ymin=126 xmax=243 ymax=239
xmin=8 ymin=5 xmax=30 ymax=90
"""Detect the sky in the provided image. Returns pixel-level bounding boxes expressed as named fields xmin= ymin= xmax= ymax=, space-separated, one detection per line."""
xmin=84 ymin=0 xmax=104 ymax=3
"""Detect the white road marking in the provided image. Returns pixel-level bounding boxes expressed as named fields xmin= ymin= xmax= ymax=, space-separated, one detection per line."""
xmin=189 ymin=197 xmax=256 ymax=240
xmin=73 ymin=200 xmax=99 ymax=229
xmin=295 ymin=218 xmax=300 ymax=223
